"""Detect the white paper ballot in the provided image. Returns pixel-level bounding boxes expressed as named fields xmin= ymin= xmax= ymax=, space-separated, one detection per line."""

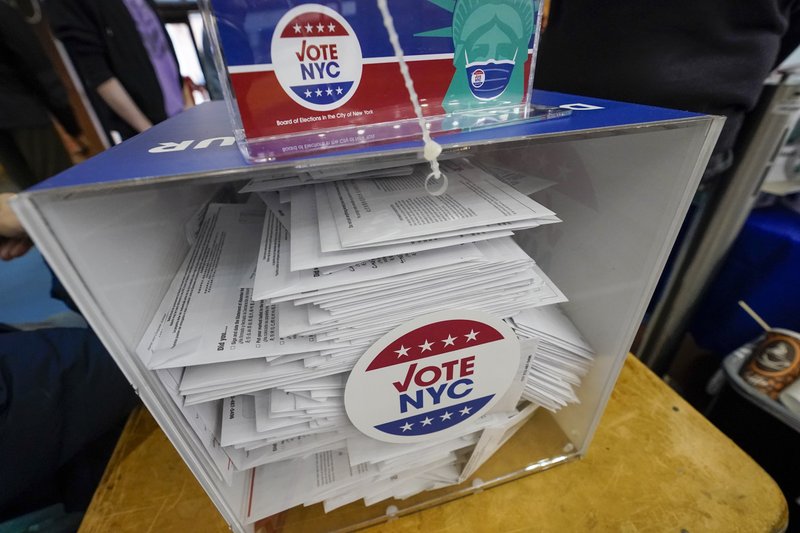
xmin=509 ymin=306 xmax=595 ymax=410
xmin=137 ymin=204 xmax=346 ymax=370
xmin=324 ymin=160 xmax=555 ymax=248
xmin=255 ymin=233 xmax=482 ymax=303
xmin=257 ymin=191 xmax=290 ymax=229
xmin=245 ymin=449 xmax=375 ymax=523
xmin=252 ymin=207 xmax=300 ymax=303
xmin=233 ymin=432 xmax=350 ymax=471
xmin=182 ymin=364 xmax=352 ymax=405
xmin=289 ymin=185 xmax=514 ymax=272
xmin=458 ymin=403 xmax=538 ymax=482
xmin=156 ymin=370 xmax=236 ymax=485
xmin=221 ymin=394 xmax=260 ymax=447
xmin=268 ymin=259 xmax=565 ymax=350
xmin=181 ymin=359 xmax=310 ymax=394
xmin=315 ymin=183 xmax=555 ymax=253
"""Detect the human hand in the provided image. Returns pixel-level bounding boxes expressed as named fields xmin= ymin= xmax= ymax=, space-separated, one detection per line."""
xmin=0 ymin=193 xmax=32 ymax=260
xmin=0 ymin=193 xmax=25 ymax=238
xmin=0 ymin=236 xmax=33 ymax=260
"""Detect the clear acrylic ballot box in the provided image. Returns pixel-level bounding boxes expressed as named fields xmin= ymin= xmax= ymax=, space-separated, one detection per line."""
xmin=12 ymin=91 xmax=722 ymax=533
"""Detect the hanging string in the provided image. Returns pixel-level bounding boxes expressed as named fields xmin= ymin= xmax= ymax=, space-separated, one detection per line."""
xmin=375 ymin=0 xmax=448 ymax=196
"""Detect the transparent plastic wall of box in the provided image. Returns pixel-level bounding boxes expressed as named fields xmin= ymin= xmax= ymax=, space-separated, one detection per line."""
xmin=199 ymin=0 xmax=549 ymax=162
xmin=18 ymin=115 xmax=720 ymax=533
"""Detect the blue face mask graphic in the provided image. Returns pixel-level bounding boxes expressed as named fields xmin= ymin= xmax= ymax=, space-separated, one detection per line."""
xmin=464 ymin=49 xmax=517 ymax=101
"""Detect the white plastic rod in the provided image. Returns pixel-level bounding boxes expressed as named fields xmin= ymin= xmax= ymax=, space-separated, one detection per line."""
xmin=375 ymin=0 xmax=448 ymax=195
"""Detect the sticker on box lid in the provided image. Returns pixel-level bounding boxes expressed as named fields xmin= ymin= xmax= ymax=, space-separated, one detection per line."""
xmin=271 ymin=4 xmax=363 ymax=112
xmin=344 ymin=310 xmax=520 ymax=443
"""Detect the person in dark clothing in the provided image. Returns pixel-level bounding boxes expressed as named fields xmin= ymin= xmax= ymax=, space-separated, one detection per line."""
xmin=48 ymin=0 xmax=184 ymax=142
xmin=0 ymin=2 xmax=83 ymax=189
xmin=0 ymin=192 xmax=139 ymax=519
xmin=534 ymin=2 xmax=800 ymax=387
xmin=0 ymin=320 xmax=139 ymax=518
xmin=534 ymin=0 xmax=800 ymax=179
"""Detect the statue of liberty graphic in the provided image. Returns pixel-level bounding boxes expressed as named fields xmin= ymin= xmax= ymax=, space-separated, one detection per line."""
xmin=417 ymin=0 xmax=536 ymax=114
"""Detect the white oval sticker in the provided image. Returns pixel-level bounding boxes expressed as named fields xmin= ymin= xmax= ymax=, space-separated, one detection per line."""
xmin=344 ymin=310 xmax=520 ymax=443
xmin=271 ymin=4 xmax=362 ymax=112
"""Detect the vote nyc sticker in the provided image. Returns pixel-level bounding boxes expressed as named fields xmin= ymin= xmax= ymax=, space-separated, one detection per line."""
xmin=344 ymin=310 xmax=521 ymax=443
xmin=471 ymin=69 xmax=485 ymax=89
xmin=271 ymin=4 xmax=362 ymax=112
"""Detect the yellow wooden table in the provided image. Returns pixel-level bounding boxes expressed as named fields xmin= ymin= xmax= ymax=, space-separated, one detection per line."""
xmin=79 ymin=356 xmax=788 ymax=533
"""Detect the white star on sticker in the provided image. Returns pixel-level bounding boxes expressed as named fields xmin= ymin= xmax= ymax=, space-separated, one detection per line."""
xmin=315 ymin=88 xmax=323 ymax=97
xmin=325 ymin=87 xmax=333 ymax=96
xmin=335 ymin=86 xmax=343 ymax=95
xmin=418 ymin=339 xmax=433 ymax=352
xmin=316 ymin=22 xmax=325 ymax=32
xmin=304 ymin=89 xmax=312 ymax=98
xmin=293 ymin=23 xmax=302 ymax=33
xmin=394 ymin=345 xmax=410 ymax=358
xmin=400 ymin=422 xmax=413 ymax=432
xmin=421 ymin=417 xmax=433 ymax=426
xmin=442 ymin=334 xmax=457 ymax=347
xmin=305 ymin=23 xmax=313 ymax=33
xmin=328 ymin=22 xmax=336 ymax=31
xmin=440 ymin=411 xmax=452 ymax=421
xmin=464 ymin=329 xmax=479 ymax=342
xmin=459 ymin=406 xmax=472 ymax=416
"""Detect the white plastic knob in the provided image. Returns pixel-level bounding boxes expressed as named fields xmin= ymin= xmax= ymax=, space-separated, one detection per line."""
xmin=423 ymin=140 xmax=442 ymax=162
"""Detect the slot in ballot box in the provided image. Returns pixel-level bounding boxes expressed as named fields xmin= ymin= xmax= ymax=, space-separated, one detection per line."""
xmin=12 ymin=91 xmax=722 ymax=532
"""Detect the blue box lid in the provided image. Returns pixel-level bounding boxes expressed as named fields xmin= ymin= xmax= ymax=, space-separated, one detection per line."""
xmin=30 ymin=91 xmax=704 ymax=192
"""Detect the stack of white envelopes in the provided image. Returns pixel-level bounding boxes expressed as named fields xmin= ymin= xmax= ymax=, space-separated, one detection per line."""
xmin=135 ymin=158 xmax=595 ymax=522
xmin=509 ymin=307 xmax=595 ymax=411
